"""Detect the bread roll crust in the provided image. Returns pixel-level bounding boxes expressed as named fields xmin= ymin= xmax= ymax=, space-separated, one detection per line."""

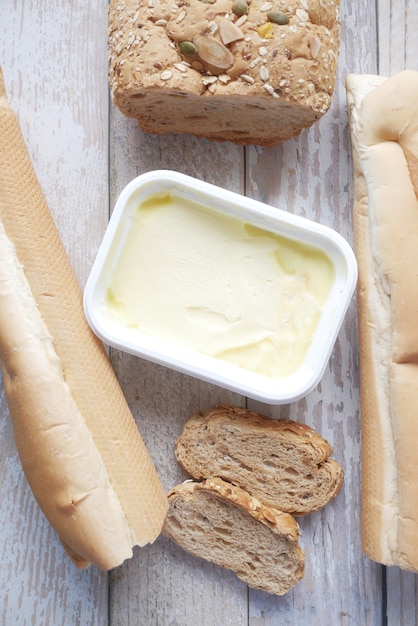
xmin=0 ymin=68 xmax=168 ymax=569
xmin=346 ymin=70 xmax=418 ymax=571
xmin=0 ymin=220 xmax=136 ymax=568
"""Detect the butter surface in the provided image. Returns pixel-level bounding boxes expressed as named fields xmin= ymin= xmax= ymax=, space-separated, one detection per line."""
xmin=106 ymin=194 xmax=334 ymax=378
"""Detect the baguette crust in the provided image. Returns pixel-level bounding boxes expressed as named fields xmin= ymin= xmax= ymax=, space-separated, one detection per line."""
xmin=346 ymin=70 xmax=418 ymax=571
xmin=0 ymin=221 xmax=135 ymax=568
xmin=175 ymin=405 xmax=343 ymax=515
xmin=0 ymin=68 xmax=168 ymax=569
xmin=163 ymin=477 xmax=304 ymax=595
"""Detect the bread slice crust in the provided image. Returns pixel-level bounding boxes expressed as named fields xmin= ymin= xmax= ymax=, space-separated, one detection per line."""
xmin=162 ymin=477 xmax=304 ymax=596
xmin=175 ymin=405 xmax=344 ymax=515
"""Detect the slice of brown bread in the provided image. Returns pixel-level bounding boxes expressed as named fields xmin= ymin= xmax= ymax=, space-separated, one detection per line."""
xmin=175 ymin=405 xmax=344 ymax=516
xmin=162 ymin=477 xmax=304 ymax=596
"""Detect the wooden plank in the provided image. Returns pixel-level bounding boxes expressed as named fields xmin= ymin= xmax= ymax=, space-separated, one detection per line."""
xmin=107 ymin=105 xmax=252 ymax=624
xmin=245 ymin=0 xmax=384 ymax=623
xmin=0 ymin=2 xmax=110 ymax=624
xmin=377 ymin=0 xmax=418 ymax=76
xmin=386 ymin=569 xmax=418 ymax=626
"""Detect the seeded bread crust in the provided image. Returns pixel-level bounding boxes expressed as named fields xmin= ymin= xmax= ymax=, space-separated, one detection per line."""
xmin=175 ymin=405 xmax=344 ymax=515
xmin=108 ymin=0 xmax=340 ymax=146
xmin=162 ymin=477 xmax=305 ymax=595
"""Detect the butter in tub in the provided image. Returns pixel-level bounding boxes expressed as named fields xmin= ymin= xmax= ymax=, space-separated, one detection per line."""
xmin=84 ymin=170 xmax=357 ymax=404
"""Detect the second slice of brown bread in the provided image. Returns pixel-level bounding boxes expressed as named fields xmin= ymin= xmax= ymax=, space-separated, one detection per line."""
xmin=162 ymin=477 xmax=305 ymax=596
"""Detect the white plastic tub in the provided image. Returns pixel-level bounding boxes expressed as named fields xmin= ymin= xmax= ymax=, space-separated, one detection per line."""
xmin=83 ymin=170 xmax=357 ymax=404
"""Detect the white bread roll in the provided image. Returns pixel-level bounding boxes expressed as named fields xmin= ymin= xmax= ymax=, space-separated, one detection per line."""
xmin=346 ymin=70 xmax=418 ymax=571
xmin=0 ymin=67 xmax=168 ymax=570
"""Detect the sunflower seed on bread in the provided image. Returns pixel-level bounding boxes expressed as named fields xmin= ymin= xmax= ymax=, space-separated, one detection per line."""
xmin=108 ymin=0 xmax=340 ymax=147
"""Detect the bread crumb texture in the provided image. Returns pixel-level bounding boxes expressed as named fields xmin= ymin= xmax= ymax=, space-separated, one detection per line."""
xmin=175 ymin=405 xmax=344 ymax=515
xmin=163 ymin=477 xmax=305 ymax=595
xmin=108 ymin=0 xmax=340 ymax=146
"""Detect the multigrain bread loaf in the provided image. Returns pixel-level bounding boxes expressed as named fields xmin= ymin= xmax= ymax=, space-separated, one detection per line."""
xmin=162 ymin=477 xmax=305 ymax=595
xmin=346 ymin=70 xmax=418 ymax=572
xmin=0 ymin=68 xmax=167 ymax=570
xmin=175 ymin=405 xmax=344 ymax=515
xmin=108 ymin=0 xmax=340 ymax=146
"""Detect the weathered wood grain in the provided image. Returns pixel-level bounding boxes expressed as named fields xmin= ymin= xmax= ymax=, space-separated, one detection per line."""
xmin=1 ymin=0 xmax=418 ymax=624
xmin=377 ymin=0 xmax=418 ymax=76
xmin=0 ymin=2 xmax=109 ymax=625
xmin=107 ymin=104 xmax=250 ymax=625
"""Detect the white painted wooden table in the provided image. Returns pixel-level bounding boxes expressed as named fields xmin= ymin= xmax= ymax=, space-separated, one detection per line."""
xmin=0 ymin=2 xmax=417 ymax=624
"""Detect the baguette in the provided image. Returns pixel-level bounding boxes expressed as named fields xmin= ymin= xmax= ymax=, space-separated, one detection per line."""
xmin=175 ymin=405 xmax=344 ymax=515
xmin=0 ymin=67 xmax=167 ymax=570
xmin=346 ymin=70 xmax=418 ymax=571
xmin=162 ymin=477 xmax=305 ymax=596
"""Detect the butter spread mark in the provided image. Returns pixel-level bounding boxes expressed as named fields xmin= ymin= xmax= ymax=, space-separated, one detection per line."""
xmin=105 ymin=194 xmax=334 ymax=378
